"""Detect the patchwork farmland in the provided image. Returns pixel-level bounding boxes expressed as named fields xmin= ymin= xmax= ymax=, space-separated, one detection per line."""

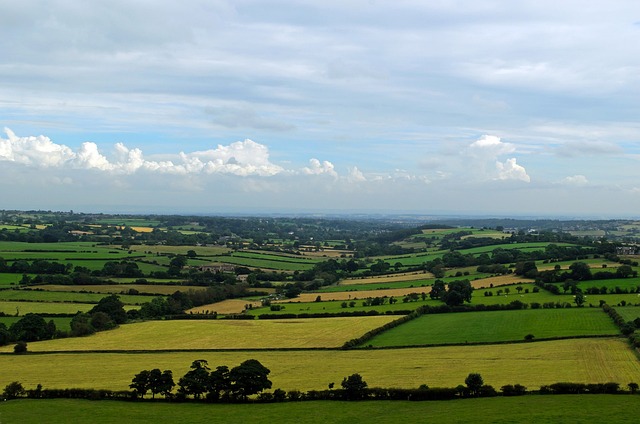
xmin=1 ymin=211 xmax=640 ymax=422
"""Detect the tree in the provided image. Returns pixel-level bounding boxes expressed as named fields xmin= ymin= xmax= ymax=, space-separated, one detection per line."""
xmin=178 ymin=360 xmax=211 ymax=399
xmin=574 ymin=291 xmax=585 ymax=307
xmin=148 ymin=368 xmax=174 ymax=399
xmin=229 ymin=359 xmax=272 ymax=401
xmin=341 ymin=373 xmax=368 ymax=400
xmin=2 ymin=381 xmax=26 ymax=399
xmin=130 ymin=370 xmax=151 ymax=398
xmin=442 ymin=280 xmax=473 ymax=306
xmin=90 ymin=294 xmax=127 ymax=324
xmin=430 ymin=280 xmax=446 ymax=300
xmin=628 ymin=382 xmax=639 ymax=394
xmin=13 ymin=341 xmax=27 ymax=354
xmin=70 ymin=312 xmax=95 ymax=336
xmin=9 ymin=314 xmax=55 ymax=342
xmin=209 ymin=365 xmax=231 ymax=401
xmin=465 ymin=373 xmax=484 ymax=397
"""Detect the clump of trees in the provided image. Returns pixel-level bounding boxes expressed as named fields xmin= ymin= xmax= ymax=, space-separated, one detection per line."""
xmin=131 ymin=359 xmax=272 ymax=401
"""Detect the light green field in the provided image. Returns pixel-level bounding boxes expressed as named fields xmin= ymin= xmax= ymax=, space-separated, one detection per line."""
xmin=366 ymin=308 xmax=619 ymax=347
xmin=0 ymin=289 xmax=154 ymax=305
xmin=3 ymin=396 xmax=640 ymax=424
xmin=0 ymin=338 xmax=637 ymax=392
xmin=615 ymin=306 xmax=640 ymax=322
xmin=0 ymin=272 xmax=23 ymax=286
xmin=246 ymin=297 xmax=428 ymax=316
xmin=0 ymin=316 xmax=397 ymax=352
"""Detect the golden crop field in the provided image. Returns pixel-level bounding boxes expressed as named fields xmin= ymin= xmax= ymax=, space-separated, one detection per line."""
xmin=341 ymin=271 xmax=434 ymax=285
xmin=127 ymin=245 xmax=231 ymax=256
xmin=0 ymin=338 xmax=637 ymax=392
xmin=471 ymin=275 xmax=535 ymax=289
xmin=0 ymin=316 xmax=397 ymax=352
xmin=0 ymin=301 xmax=94 ymax=315
xmin=280 ymin=287 xmax=432 ymax=302
xmin=187 ymin=299 xmax=262 ymax=314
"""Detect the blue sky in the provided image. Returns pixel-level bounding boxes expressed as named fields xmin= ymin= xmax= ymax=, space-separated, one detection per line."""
xmin=2 ymin=1 xmax=640 ymax=217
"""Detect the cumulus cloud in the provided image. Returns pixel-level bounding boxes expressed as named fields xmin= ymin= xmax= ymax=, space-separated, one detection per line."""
xmin=496 ymin=158 xmax=530 ymax=182
xmin=0 ymin=128 xmax=284 ymax=177
xmin=347 ymin=166 xmax=366 ymax=182
xmin=302 ymin=158 xmax=338 ymax=178
xmin=464 ymin=134 xmax=530 ymax=183
xmin=560 ymin=175 xmax=589 ymax=186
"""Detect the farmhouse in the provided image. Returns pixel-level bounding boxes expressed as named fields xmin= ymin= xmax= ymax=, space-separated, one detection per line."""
xmin=198 ymin=264 xmax=236 ymax=273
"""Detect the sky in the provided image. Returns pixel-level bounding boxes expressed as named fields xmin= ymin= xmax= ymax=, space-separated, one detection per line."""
xmin=1 ymin=1 xmax=640 ymax=217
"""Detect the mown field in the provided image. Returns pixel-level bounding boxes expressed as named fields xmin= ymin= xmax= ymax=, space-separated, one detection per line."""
xmin=365 ymin=308 xmax=619 ymax=347
xmin=0 ymin=338 xmax=637 ymax=392
xmin=4 ymin=395 xmax=640 ymax=424
xmin=0 ymin=289 xmax=153 ymax=305
xmin=0 ymin=316 xmax=397 ymax=352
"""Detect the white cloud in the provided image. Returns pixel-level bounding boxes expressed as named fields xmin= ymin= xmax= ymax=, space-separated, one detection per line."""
xmin=560 ymin=174 xmax=589 ymax=186
xmin=496 ymin=158 xmax=531 ymax=182
xmin=302 ymin=158 xmax=338 ymax=178
xmin=468 ymin=135 xmax=516 ymax=158
xmin=347 ymin=166 xmax=366 ymax=182
xmin=0 ymin=128 xmax=284 ymax=177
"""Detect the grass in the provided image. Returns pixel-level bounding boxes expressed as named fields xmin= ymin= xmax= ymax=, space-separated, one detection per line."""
xmin=615 ymin=306 xmax=640 ymax=322
xmin=247 ymin=297 xmax=429 ymax=316
xmin=0 ymin=316 xmax=398 ymax=352
xmin=3 ymin=396 xmax=640 ymax=424
xmin=36 ymin=284 xmax=197 ymax=296
xmin=0 ymin=289 xmax=155 ymax=305
xmin=0 ymin=338 xmax=637 ymax=392
xmin=366 ymin=308 xmax=619 ymax=347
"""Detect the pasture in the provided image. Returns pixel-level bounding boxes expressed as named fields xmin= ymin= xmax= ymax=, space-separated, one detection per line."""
xmin=35 ymin=284 xmax=197 ymax=296
xmin=365 ymin=308 xmax=619 ymax=347
xmin=0 ymin=316 xmax=72 ymax=331
xmin=4 ymin=396 xmax=640 ymax=424
xmin=0 ymin=316 xmax=397 ymax=352
xmin=615 ymin=306 xmax=640 ymax=322
xmin=0 ymin=338 xmax=637 ymax=392
xmin=0 ymin=289 xmax=154 ymax=305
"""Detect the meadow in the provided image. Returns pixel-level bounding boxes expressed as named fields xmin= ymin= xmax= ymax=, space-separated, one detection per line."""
xmin=0 ymin=338 xmax=637 ymax=392
xmin=365 ymin=308 xmax=619 ymax=347
xmin=0 ymin=289 xmax=154 ymax=305
xmin=3 ymin=396 xmax=640 ymax=424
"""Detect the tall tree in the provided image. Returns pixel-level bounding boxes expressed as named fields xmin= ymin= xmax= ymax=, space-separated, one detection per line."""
xmin=229 ymin=359 xmax=272 ymax=401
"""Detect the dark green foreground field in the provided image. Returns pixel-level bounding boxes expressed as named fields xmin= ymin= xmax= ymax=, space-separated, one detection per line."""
xmin=1 ymin=395 xmax=639 ymax=424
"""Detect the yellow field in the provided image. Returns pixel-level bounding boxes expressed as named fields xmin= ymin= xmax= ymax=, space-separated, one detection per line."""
xmin=341 ymin=271 xmax=434 ymax=285
xmin=471 ymin=275 xmax=535 ymax=289
xmin=0 ymin=301 xmax=94 ymax=315
xmin=300 ymin=249 xmax=354 ymax=258
xmin=280 ymin=287 xmax=431 ymax=302
xmin=187 ymin=299 xmax=262 ymax=314
xmin=0 ymin=316 xmax=396 ymax=352
xmin=130 ymin=226 xmax=155 ymax=233
xmin=0 ymin=338 xmax=637 ymax=392
xmin=34 ymin=284 xmax=204 ymax=295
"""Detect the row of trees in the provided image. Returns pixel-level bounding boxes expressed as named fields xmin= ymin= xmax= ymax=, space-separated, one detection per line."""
xmin=130 ymin=359 xmax=272 ymax=401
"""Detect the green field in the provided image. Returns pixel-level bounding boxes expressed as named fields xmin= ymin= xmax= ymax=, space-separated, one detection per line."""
xmin=3 ymin=396 xmax=640 ymax=424
xmin=366 ymin=308 xmax=619 ymax=347
xmin=0 ymin=289 xmax=154 ymax=305
xmin=615 ymin=306 xmax=640 ymax=322
xmin=0 ymin=301 xmax=139 ymax=316
xmin=246 ymin=297 xmax=429 ymax=316
xmin=0 ymin=338 xmax=637 ymax=392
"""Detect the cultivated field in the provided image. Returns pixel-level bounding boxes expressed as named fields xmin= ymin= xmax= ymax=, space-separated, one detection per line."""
xmin=0 ymin=316 xmax=397 ymax=352
xmin=0 ymin=338 xmax=637 ymax=392
xmin=341 ymin=271 xmax=434 ymax=285
xmin=278 ymin=287 xmax=432 ymax=302
xmin=187 ymin=299 xmax=262 ymax=314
